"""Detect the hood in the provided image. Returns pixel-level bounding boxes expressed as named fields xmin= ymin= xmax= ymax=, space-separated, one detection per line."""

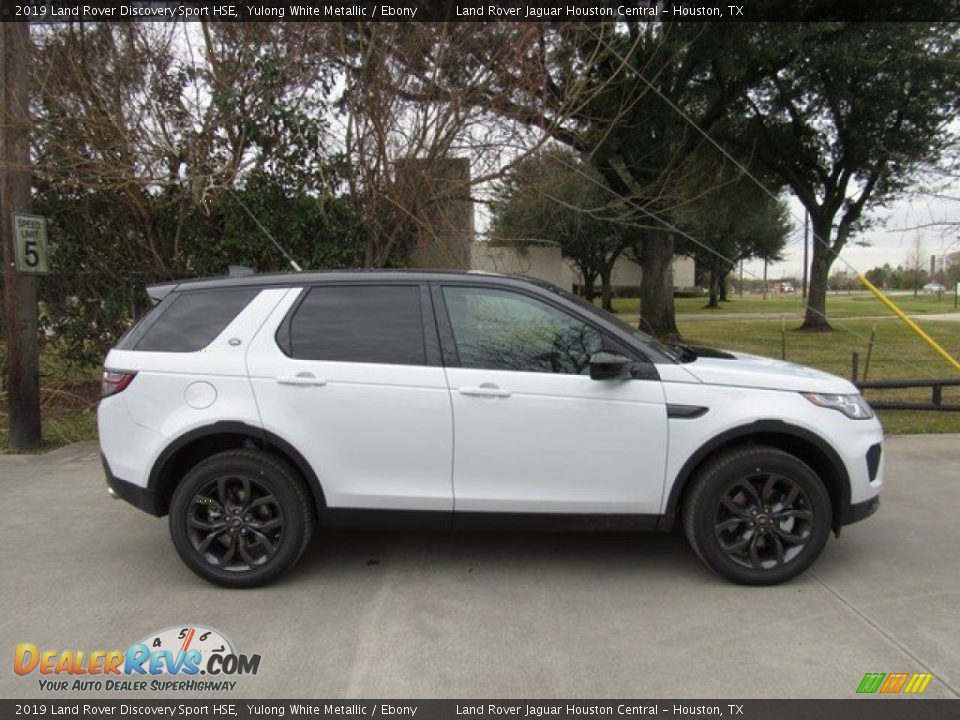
xmin=682 ymin=350 xmax=857 ymax=394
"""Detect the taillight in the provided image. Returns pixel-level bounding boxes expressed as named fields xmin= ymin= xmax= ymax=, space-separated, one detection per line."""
xmin=101 ymin=370 xmax=137 ymax=398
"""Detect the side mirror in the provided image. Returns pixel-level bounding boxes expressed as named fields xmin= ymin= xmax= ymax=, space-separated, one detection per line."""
xmin=589 ymin=352 xmax=633 ymax=380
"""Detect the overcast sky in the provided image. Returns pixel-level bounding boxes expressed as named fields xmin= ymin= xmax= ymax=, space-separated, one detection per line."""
xmin=743 ymin=191 xmax=960 ymax=282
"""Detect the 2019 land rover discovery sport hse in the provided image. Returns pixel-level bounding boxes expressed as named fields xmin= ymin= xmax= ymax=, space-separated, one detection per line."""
xmin=98 ymin=270 xmax=883 ymax=587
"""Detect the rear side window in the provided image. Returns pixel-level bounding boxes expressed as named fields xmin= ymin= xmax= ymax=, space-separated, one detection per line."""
xmin=286 ymin=285 xmax=425 ymax=365
xmin=134 ymin=289 xmax=259 ymax=352
xmin=114 ymin=302 xmax=164 ymax=350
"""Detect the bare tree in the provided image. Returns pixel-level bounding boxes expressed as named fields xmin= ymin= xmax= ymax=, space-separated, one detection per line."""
xmin=31 ymin=23 xmax=337 ymax=281
xmin=327 ymin=24 xmax=565 ymax=269
xmin=904 ymin=236 xmax=929 ymax=298
xmin=377 ymin=22 xmax=750 ymax=338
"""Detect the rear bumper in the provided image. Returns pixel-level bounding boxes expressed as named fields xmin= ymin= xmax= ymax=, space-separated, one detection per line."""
xmin=842 ymin=495 xmax=880 ymax=526
xmin=101 ymin=453 xmax=161 ymax=516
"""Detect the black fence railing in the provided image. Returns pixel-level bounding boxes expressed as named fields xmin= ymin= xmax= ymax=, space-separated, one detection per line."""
xmin=855 ymin=377 xmax=960 ymax=412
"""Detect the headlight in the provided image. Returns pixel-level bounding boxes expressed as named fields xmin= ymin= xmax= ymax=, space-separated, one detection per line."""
xmin=801 ymin=392 xmax=874 ymax=420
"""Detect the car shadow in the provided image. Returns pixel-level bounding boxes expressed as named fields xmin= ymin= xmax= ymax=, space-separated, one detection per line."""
xmin=284 ymin=525 xmax=713 ymax=585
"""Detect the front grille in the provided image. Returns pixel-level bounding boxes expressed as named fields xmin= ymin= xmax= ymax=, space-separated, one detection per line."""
xmin=866 ymin=443 xmax=882 ymax=481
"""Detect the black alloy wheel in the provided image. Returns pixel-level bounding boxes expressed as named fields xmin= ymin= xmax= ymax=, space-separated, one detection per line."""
xmin=683 ymin=445 xmax=832 ymax=585
xmin=170 ymin=449 xmax=313 ymax=588
xmin=186 ymin=474 xmax=285 ymax=572
xmin=713 ymin=473 xmax=815 ymax=570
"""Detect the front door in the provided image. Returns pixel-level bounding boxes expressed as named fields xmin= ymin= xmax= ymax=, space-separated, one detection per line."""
xmin=437 ymin=284 xmax=668 ymax=516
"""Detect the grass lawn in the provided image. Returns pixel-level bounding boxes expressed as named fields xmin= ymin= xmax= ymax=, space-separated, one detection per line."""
xmin=0 ymin=345 xmax=100 ymax=453
xmin=609 ymin=291 xmax=960 ymax=318
xmin=675 ymin=316 xmax=960 ymax=435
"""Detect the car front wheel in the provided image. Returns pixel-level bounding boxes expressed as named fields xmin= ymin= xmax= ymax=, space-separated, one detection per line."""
xmin=169 ymin=449 xmax=313 ymax=588
xmin=682 ymin=446 xmax=832 ymax=585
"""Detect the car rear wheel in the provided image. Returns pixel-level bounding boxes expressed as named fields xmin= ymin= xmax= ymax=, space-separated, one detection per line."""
xmin=682 ymin=446 xmax=831 ymax=585
xmin=169 ymin=449 xmax=313 ymax=588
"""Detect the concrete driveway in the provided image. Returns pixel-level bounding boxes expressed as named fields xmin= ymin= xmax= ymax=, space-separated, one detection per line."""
xmin=1 ymin=436 xmax=958 ymax=699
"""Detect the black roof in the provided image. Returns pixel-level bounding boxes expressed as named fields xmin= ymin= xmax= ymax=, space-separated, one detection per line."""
xmin=147 ymin=269 xmax=548 ymax=302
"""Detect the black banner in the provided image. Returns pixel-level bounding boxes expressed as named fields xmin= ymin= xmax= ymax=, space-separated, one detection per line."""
xmin=2 ymin=700 xmax=959 ymax=720
xmin=2 ymin=0 xmax=959 ymax=23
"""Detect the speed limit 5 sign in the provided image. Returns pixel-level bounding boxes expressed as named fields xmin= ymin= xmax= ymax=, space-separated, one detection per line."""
xmin=13 ymin=213 xmax=49 ymax=274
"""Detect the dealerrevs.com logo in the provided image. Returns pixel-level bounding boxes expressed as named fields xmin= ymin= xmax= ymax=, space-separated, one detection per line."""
xmin=14 ymin=625 xmax=261 ymax=693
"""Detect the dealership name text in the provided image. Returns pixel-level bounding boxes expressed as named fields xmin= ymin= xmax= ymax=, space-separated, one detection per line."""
xmin=457 ymin=706 xmax=738 ymax=717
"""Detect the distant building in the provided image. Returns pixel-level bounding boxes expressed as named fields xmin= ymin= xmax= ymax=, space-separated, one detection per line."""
xmin=937 ymin=250 xmax=960 ymax=273
xmin=398 ymin=157 xmax=474 ymax=270
xmin=402 ymin=156 xmax=697 ymax=293
xmin=470 ymin=241 xmax=696 ymax=294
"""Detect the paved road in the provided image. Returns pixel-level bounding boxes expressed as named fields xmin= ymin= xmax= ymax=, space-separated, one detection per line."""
xmin=622 ymin=312 xmax=960 ymax=323
xmin=2 ymin=436 xmax=959 ymax=699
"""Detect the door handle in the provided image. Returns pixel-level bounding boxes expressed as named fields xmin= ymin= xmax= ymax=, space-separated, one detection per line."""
xmin=276 ymin=373 xmax=327 ymax=387
xmin=458 ymin=385 xmax=511 ymax=398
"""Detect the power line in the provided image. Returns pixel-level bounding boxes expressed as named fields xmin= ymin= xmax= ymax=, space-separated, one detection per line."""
xmin=546 ymin=151 xmax=941 ymax=380
xmin=229 ymin=190 xmax=303 ymax=272
xmin=558 ymin=33 xmax=953 ymax=378
xmin=596 ymin=34 xmax=903 ymax=286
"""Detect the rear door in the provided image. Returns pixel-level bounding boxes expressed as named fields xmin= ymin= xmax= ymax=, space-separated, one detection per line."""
xmin=246 ymin=283 xmax=453 ymax=512
xmin=435 ymin=283 xmax=668 ymax=516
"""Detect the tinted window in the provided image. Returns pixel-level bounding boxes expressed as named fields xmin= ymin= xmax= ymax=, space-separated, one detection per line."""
xmin=134 ymin=289 xmax=258 ymax=352
xmin=442 ymin=286 xmax=605 ymax=374
xmin=115 ymin=301 xmax=164 ymax=350
xmin=289 ymin=285 xmax=426 ymax=365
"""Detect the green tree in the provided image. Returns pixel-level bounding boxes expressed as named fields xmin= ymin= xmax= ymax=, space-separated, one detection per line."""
xmin=864 ymin=263 xmax=896 ymax=290
xmin=490 ymin=148 xmax=636 ymax=310
xmin=673 ymin=161 xmax=791 ymax=309
xmin=718 ymin=23 xmax=960 ymax=330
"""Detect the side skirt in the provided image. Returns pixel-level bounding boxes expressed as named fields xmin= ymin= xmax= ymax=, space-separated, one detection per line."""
xmin=316 ymin=508 xmax=661 ymax=533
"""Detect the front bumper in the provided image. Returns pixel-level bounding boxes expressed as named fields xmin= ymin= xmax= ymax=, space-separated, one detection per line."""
xmin=842 ymin=495 xmax=881 ymax=526
xmin=101 ymin=453 xmax=161 ymax=516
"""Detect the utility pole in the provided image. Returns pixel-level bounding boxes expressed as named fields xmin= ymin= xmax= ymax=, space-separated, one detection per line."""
xmin=802 ymin=211 xmax=809 ymax=300
xmin=1 ymin=21 xmax=42 ymax=449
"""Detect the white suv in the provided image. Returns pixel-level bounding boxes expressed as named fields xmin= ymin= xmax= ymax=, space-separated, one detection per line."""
xmin=98 ymin=271 xmax=883 ymax=587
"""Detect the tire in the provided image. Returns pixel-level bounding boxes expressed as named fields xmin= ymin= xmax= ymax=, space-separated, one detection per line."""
xmin=169 ymin=449 xmax=314 ymax=588
xmin=682 ymin=445 xmax=832 ymax=585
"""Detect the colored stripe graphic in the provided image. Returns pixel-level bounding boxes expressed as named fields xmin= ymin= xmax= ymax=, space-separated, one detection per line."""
xmin=880 ymin=673 xmax=910 ymax=693
xmin=857 ymin=673 xmax=885 ymax=693
xmin=904 ymin=673 xmax=933 ymax=694
xmin=859 ymin=672 xmax=933 ymax=694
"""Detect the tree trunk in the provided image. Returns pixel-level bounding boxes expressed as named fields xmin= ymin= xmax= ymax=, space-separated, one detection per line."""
xmin=704 ymin=259 xmax=720 ymax=309
xmin=582 ymin=273 xmax=597 ymax=303
xmin=800 ymin=217 xmax=834 ymax=331
xmin=600 ymin=265 xmax=614 ymax=312
xmin=638 ymin=235 xmax=679 ymax=339
xmin=719 ymin=269 xmax=730 ymax=302
xmin=704 ymin=276 xmax=719 ymax=308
